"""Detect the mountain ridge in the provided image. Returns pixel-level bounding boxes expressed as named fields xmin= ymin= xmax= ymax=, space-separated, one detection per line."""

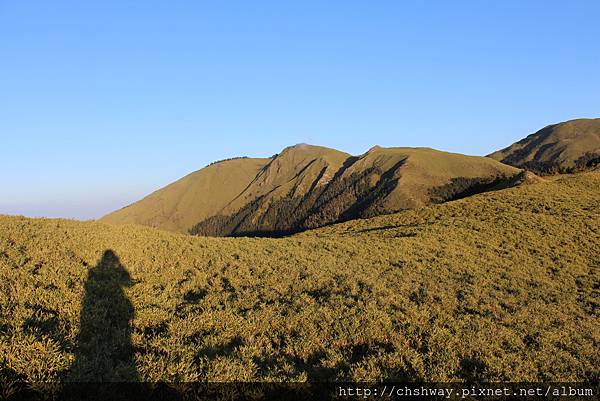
xmin=488 ymin=118 xmax=600 ymax=174
xmin=190 ymin=147 xmax=521 ymax=237
xmin=102 ymin=143 xmax=520 ymax=236
xmin=104 ymin=117 xmax=600 ymax=236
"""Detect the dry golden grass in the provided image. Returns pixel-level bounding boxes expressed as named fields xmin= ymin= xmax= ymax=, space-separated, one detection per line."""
xmin=1 ymin=171 xmax=598 ymax=386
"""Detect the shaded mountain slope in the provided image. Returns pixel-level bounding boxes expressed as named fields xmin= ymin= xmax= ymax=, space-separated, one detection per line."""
xmin=218 ymin=144 xmax=350 ymax=216
xmin=489 ymin=118 xmax=600 ymax=174
xmin=190 ymin=147 xmax=520 ymax=236
xmin=1 ymin=170 xmax=598 ymax=385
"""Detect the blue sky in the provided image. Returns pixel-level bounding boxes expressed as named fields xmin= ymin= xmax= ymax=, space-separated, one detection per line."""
xmin=1 ymin=0 xmax=599 ymax=219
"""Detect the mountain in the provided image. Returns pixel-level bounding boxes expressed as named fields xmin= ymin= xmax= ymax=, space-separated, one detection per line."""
xmin=489 ymin=118 xmax=600 ymax=174
xmin=190 ymin=146 xmax=521 ymax=236
xmin=101 ymin=145 xmax=349 ymax=233
xmin=101 ymin=157 xmax=272 ymax=232
xmin=101 ymin=144 xmax=520 ymax=236
xmin=2 ymin=170 xmax=598 ymax=385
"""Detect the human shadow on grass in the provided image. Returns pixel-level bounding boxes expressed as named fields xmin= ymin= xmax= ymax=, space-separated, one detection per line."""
xmin=65 ymin=250 xmax=144 ymax=400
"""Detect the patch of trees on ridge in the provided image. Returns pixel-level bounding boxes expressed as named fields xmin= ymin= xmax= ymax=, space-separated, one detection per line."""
xmin=206 ymin=156 xmax=248 ymax=168
xmin=518 ymin=152 xmax=600 ymax=175
xmin=428 ymin=173 xmax=521 ymax=204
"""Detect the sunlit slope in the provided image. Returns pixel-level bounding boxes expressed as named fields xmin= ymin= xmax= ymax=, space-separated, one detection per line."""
xmin=1 ymin=171 xmax=598 ymax=383
xmin=100 ymin=145 xmax=350 ymax=233
xmin=338 ymin=146 xmax=521 ymax=210
xmin=489 ymin=118 xmax=600 ymax=174
xmin=191 ymin=146 xmax=521 ymax=236
xmin=100 ymin=157 xmax=270 ymax=232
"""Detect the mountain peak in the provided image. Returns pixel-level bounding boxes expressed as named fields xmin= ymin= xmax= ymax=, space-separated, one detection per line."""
xmin=273 ymin=144 xmax=350 ymax=167
xmin=280 ymin=143 xmax=331 ymax=154
xmin=489 ymin=117 xmax=600 ymax=174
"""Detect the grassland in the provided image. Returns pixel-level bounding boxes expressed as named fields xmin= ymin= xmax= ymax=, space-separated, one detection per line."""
xmin=1 ymin=171 xmax=598 ymax=390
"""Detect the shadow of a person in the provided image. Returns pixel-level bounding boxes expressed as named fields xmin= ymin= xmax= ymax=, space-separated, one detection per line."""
xmin=69 ymin=250 xmax=138 ymax=384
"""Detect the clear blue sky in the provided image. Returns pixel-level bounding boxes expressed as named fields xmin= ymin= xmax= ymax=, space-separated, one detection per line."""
xmin=1 ymin=1 xmax=599 ymax=219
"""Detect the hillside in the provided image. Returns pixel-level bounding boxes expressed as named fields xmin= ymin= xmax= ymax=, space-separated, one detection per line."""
xmin=191 ymin=147 xmax=520 ymax=236
xmin=102 ymin=144 xmax=520 ymax=237
xmin=100 ymin=145 xmax=349 ymax=233
xmin=101 ymin=157 xmax=271 ymax=232
xmin=1 ymin=170 xmax=598 ymax=388
xmin=489 ymin=118 xmax=600 ymax=174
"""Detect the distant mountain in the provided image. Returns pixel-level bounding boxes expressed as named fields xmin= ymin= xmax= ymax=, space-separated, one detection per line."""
xmin=101 ymin=144 xmax=520 ymax=236
xmin=489 ymin=118 xmax=600 ymax=174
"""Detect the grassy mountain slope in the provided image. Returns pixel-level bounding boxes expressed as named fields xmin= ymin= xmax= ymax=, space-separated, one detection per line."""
xmin=1 ymin=171 xmax=598 ymax=385
xmin=489 ymin=118 xmax=600 ymax=174
xmin=100 ymin=145 xmax=350 ymax=234
xmin=102 ymin=144 xmax=520 ymax=237
xmin=191 ymin=147 xmax=520 ymax=236
xmin=338 ymin=146 xmax=521 ymax=210
xmin=100 ymin=157 xmax=270 ymax=232
xmin=219 ymin=144 xmax=350 ymax=215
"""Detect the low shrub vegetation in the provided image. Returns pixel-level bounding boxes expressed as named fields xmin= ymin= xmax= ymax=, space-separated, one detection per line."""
xmin=0 ymin=171 xmax=598 ymax=387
